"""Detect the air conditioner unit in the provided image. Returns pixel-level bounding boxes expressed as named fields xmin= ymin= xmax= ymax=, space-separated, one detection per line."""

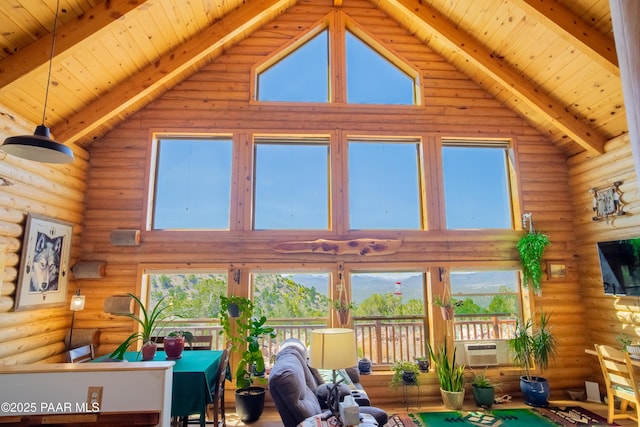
xmin=464 ymin=342 xmax=499 ymax=367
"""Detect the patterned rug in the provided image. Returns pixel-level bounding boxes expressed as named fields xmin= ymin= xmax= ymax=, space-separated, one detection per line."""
xmin=384 ymin=406 xmax=618 ymax=427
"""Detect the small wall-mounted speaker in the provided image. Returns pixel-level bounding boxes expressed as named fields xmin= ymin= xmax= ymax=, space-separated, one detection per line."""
xmin=110 ymin=229 xmax=141 ymax=246
xmin=71 ymin=261 xmax=106 ymax=279
xmin=104 ymin=295 xmax=133 ymax=314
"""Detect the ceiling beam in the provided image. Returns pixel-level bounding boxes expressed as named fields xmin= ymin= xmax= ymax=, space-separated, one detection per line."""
xmin=380 ymin=0 xmax=605 ymax=155
xmin=53 ymin=0 xmax=298 ymax=145
xmin=0 ymin=0 xmax=145 ymax=90
xmin=513 ymin=0 xmax=619 ymax=76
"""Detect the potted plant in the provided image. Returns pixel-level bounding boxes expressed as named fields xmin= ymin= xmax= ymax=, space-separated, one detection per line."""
xmin=470 ymin=368 xmax=497 ymax=408
xmin=428 ymin=342 xmax=465 ymax=409
xmin=109 ymin=293 xmax=172 ymax=361
xmin=433 ymin=295 xmax=463 ymax=320
xmin=507 ymin=311 xmax=557 ymax=407
xmin=389 ymin=360 xmax=420 ymax=387
xmin=415 ymin=356 xmax=430 ymax=373
xmin=218 ymin=295 xmax=276 ymax=423
xmin=517 ymin=231 xmax=550 ymax=294
xmin=331 ymin=298 xmax=357 ymax=326
xmin=163 ymin=330 xmax=194 ymax=359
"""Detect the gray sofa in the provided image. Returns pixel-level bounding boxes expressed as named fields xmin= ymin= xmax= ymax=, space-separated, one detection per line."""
xmin=268 ymin=338 xmax=388 ymax=427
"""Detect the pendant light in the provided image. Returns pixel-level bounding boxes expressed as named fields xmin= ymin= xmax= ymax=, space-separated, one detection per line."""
xmin=1 ymin=0 xmax=74 ymax=164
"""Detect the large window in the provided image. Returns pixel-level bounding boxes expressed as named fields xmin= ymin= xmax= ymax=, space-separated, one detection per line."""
xmin=253 ymin=138 xmax=330 ymax=230
xmin=348 ymin=139 xmax=422 ymax=229
xmin=151 ymin=137 xmax=232 ymax=230
xmin=450 ymin=269 xmax=520 ymax=343
xmin=442 ymin=142 xmax=514 ymax=229
xmin=350 ymin=271 xmax=427 ymax=362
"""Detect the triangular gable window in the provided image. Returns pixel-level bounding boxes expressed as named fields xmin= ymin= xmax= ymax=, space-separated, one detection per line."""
xmin=254 ymin=12 xmax=419 ymax=105
xmin=257 ymin=30 xmax=329 ymax=102
xmin=346 ymin=32 xmax=415 ymax=105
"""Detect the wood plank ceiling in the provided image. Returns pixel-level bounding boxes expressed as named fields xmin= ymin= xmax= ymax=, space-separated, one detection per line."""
xmin=0 ymin=0 xmax=623 ymax=157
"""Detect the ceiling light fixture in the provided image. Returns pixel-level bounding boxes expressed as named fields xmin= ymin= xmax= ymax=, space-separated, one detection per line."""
xmin=1 ymin=0 xmax=74 ymax=164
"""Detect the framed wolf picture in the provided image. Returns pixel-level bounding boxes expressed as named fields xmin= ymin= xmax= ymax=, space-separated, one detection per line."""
xmin=14 ymin=213 xmax=73 ymax=311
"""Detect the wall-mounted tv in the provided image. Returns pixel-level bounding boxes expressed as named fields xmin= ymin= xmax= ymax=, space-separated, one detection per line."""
xmin=597 ymin=238 xmax=640 ymax=295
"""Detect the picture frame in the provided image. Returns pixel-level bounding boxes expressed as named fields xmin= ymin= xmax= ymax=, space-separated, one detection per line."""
xmin=591 ymin=181 xmax=624 ymax=222
xmin=14 ymin=213 xmax=73 ymax=311
xmin=547 ymin=262 xmax=567 ymax=280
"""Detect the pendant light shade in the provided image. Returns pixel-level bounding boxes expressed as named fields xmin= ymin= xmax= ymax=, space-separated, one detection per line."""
xmin=2 ymin=125 xmax=74 ymax=164
xmin=0 ymin=0 xmax=74 ymax=164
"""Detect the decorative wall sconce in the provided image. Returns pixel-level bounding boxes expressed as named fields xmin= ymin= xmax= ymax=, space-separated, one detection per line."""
xmin=68 ymin=290 xmax=86 ymax=350
xmin=71 ymin=261 xmax=106 ymax=279
xmin=590 ymin=181 xmax=624 ymax=222
xmin=110 ymin=229 xmax=141 ymax=246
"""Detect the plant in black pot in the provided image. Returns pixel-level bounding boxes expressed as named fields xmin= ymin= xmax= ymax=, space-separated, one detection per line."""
xmin=415 ymin=356 xmax=430 ymax=373
xmin=389 ymin=360 xmax=420 ymax=387
xmin=218 ymin=295 xmax=276 ymax=423
xmin=507 ymin=311 xmax=557 ymax=407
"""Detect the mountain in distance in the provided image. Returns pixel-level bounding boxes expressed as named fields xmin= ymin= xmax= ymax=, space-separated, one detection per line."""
xmin=290 ymin=270 xmax=518 ymax=303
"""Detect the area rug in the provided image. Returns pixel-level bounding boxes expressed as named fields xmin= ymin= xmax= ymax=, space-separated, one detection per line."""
xmin=385 ymin=407 xmax=619 ymax=427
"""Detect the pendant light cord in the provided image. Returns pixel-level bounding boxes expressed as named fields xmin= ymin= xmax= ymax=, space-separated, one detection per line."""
xmin=42 ymin=0 xmax=60 ymax=125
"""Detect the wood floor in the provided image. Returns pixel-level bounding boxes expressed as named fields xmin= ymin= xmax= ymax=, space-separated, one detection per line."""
xmin=223 ymin=399 xmax=638 ymax=426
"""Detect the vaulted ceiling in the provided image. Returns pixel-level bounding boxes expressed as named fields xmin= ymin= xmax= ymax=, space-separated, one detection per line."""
xmin=0 ymin=0 xmax=623 ymax=158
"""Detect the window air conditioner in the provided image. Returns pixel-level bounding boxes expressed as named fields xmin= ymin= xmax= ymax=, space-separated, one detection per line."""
xmin=464 ymin=342 xmax=499 ymax=367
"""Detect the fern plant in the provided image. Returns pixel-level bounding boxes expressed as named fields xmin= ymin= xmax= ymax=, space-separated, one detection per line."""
xmin=517 ymin=231 xmax=550 ymax=293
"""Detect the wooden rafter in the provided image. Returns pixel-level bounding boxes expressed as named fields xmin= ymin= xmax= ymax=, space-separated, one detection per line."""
xmin=378 ymin=0 xmax=606 ymax=155
xmin=0 ymin=0 xmax=145 ymax=90
xmin=513 ymin=0 xmax=618 ymax=75
xmin=52 ymin=0 xmax=297 ymax=145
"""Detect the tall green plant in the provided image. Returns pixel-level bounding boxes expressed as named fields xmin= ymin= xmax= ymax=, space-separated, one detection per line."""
xmin=109 ymin=293 xmax=173 ymax=360
xmin=218 ymin=295 xmax=276 ymax=389
xmin=428 ymin=342 xmax=465 ymax=392
xmin=517 ymin=231 xmax=550 ymax=292
xmin=507 ymin=311 xmax=557 ymax=381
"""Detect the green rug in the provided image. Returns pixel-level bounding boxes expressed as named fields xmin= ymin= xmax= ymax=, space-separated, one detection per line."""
xmin=385 ymin=406 xmax=618 ymax=427
xmin=409 ymin=409 xmax=557 ymax=426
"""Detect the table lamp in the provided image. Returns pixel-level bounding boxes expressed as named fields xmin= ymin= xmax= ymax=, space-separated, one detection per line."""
xmin=309 ymin=328 xmax=357 ymax=425
xmin=67 ymin=290 xmax=86 ymax=350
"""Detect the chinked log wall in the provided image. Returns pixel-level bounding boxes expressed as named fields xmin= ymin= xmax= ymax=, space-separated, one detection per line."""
xmin=0 ymin=0 xmax=622 ymax=406
xmin=568 ymin=134 xmax=640 ymax=386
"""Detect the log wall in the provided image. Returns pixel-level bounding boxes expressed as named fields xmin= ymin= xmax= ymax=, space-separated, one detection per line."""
xmin=567 ymin=134 xmax=640 ymax=385
xmin=0 ymin=0 xmax=627 ymax=408
xmin=0 ymin=114 xmax=88 ymax=364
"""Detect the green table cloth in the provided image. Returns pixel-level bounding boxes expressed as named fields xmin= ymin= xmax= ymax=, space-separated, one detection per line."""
xmin=96 ymin=350 xmax=223 ymax=417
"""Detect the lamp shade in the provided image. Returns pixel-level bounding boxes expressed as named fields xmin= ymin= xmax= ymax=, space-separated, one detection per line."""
xmin=309 ymin=328 xmax=357 ymax=370
xmin=70 ymin=294 xmax=85 ymax=311
xmin=2 ymin=125 xmax=74 ymax=164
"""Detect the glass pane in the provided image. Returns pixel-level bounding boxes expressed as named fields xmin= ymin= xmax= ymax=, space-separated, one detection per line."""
xmin=450 ymin=270 xmax=519 ymax=342
xmin=349 ymin=141 xmax=421 ymax=229
xmin=257 ymin=30 xmax=329 ymax=102
xmin=153 ymin=139 xmax=232 ymax=230
xmin=346 ymin=32 xmax=415 ymax=105
xmin=147 ymin=271 xmax=228 ymax=349
xmin=351 ymin=271 xmax=426 ymax=363
xmin=442 ymin=146 xmax=512 ymax=229
xmin=254 ymin=142 xmax=329 ymax=229
xmin=252 ymin=272 xmax=330 ymax=321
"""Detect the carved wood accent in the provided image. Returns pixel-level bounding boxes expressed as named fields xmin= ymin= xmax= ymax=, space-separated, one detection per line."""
xmin=272 ymin=238 xmax=401 ymax=256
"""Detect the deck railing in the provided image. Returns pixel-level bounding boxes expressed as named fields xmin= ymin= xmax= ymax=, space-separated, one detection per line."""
xmin=163 ymin=313 xmax=516 ymax=367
